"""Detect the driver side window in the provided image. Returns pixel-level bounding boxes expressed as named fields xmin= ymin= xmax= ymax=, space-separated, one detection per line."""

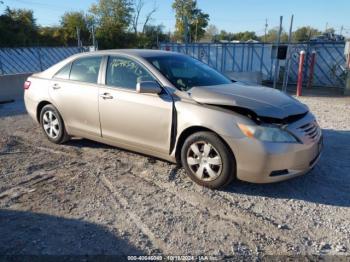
xmin=106 ymin=56 xmax=155 ymax=90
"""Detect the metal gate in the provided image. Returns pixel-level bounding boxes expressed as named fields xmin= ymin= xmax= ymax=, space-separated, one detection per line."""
xmin=160 ymin=42 xmax=346 ymax=88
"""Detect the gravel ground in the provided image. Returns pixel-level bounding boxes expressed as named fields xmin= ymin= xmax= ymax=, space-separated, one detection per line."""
xmin=0 ymin=95 xmax=349 ymax=259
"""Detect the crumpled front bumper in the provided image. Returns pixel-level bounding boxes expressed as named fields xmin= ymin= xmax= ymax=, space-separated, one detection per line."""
xmin=223 ymin=113 xmax=323 ymax=184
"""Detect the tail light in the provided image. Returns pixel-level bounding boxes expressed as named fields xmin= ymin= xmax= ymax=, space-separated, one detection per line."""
xmin=24 ymin=81 xmax=31 ymax=90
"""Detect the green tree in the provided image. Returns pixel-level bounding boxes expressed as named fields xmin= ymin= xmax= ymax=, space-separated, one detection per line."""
xmin=0 ymin=7 xmax=38 ymax=47
xmin=38 ymin=26 xmax=65 ymax=46
xmin=172 ymin=0 xmax=209 ymax=43
xmin=293 ymin=26 xmax=321 ymax=42
xmin=232 ymin=31 xmax=258 ymax=41
xmin=263 ymin=28 xmax=288 ymax=43
xmin=90 ymin=0 xmax=134 ymax=48
xmin=137 ymin=24 xmax=169 ymax=48
xmin=203 ymin=24 xmax=218 ymax=42
xmin=60 ymin=11 xmax=90 ymax=46
xmin=90 ymin=0 xmax=133 ymax=31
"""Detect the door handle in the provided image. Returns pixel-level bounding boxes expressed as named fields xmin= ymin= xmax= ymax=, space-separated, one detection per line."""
xmin=52 ymin=83 xmax=61 ymax=90
xmin=100 ymin=93 xmax=114 ymax=99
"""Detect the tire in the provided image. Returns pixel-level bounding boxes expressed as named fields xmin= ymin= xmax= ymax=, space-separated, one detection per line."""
xmin=40 ymin=104 xmax=70 ymax=144
xmin=180 ymin=131 xmax=235 ymax=189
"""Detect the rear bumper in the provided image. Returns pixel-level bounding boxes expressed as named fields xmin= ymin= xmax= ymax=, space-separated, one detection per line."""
xmin=24 ymin=93 xmax=39 ymax=123
xmin=223 ymin=134 xmax=323 ymax=183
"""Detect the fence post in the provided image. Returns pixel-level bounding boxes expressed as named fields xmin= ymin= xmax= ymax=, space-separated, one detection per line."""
xmin=37 ymin=47 xmax=43 ymax=71
xmin=0 ymin=49 xmax=4 ymax=75
xmin=223 ymin=44 xmax=226 ymax=72
xmin=259 ymin=43 xmax=264 ymax=74
xmin=282 ymin=14 xmax=294 ymax=92
xmin=273 ymin=16 xmax=283 ymax=89
xmin=297 ymin=50 xmax=306 ymax=96
xmin=307 ymin=51 xmax=316 ymax=89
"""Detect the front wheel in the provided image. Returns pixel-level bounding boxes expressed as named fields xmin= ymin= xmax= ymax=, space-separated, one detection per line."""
xmin=180 ymin=131 xmax=235 ymax=189
xmin=40 ymin=104 xmax=70 ymax=144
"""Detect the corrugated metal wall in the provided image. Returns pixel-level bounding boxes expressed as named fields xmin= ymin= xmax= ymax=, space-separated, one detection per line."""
xmin=0 ymin=44 xmax=346 ymax=88
xmin=160 ymin=42 xmax=346 ymax=88
xmin=0 ymin=47 xmax=87 ymax=75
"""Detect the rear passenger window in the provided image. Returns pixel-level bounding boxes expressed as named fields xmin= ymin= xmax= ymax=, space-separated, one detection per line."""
xmin=70 ymin=56 xmax=102 ymax=84
xmin=54 ymin=63 xmax=71 ymax=80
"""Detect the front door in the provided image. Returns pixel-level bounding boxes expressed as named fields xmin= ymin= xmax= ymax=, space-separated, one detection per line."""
xmin=98 ymin=56 xmax=173 ymax=155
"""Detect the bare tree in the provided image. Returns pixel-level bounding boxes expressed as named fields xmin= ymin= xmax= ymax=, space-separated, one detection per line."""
xmin=132 ymin=0 xmax=143 ymax=35
xmin=141 ymin=2 xmax=157 ymax=34
xmin=131 ymin=0 xmax=157 ymax=35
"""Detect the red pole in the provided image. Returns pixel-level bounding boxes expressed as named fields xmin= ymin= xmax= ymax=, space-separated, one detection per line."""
xmin=296 ymin=50 xmax=305 ymax=97
xmin=307 ymin=51 xmax=316 ymax=89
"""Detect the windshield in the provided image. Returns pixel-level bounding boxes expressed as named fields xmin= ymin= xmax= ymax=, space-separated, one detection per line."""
xmin=145 ymin=55 xmax=232 ymax=91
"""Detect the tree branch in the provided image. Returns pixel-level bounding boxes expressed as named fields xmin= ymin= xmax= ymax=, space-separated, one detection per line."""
xmin=142 ymin=3 xmax=157 ymax=34
xmin=132 ymin=0 xmax=144 ymax=35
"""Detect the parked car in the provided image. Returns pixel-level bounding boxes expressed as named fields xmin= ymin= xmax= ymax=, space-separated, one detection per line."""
xmin=24 ymin=50 xmax=323 ymax=189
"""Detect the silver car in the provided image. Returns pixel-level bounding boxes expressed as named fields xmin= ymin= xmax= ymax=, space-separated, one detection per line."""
xmin=24 ymin=50 xmax=323 ymax=189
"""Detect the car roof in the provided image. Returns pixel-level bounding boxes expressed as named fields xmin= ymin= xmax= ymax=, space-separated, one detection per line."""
xmin=37 ymin=49 xmax=185 ymax=80
xmin=79 ymin=49 xmax=182 ymax=58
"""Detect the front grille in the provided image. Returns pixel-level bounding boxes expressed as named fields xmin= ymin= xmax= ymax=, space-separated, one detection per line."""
xmin=298 ymin=121 xmax=321 ymax=141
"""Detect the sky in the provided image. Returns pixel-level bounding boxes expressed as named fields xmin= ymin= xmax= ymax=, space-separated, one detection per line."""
xmin=1 ymin=0 xmax=350 ymax=37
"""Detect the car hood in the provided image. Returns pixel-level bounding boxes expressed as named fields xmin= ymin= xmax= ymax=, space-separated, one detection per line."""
xmin=188 ymin=83 xmax=308 ymax=119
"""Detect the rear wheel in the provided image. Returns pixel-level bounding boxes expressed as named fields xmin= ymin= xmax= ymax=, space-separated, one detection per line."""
xmin=40 ymin=104 xmax=69 ymax=144
xmin=181 ymin=131 xmax=235 ymax=189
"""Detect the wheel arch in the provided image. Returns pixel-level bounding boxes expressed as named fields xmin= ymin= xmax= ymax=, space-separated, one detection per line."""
xmin=175 ymin=126 xmax=236 ymax=166
xmin=36 ymin=100 xmax=52 ymax=123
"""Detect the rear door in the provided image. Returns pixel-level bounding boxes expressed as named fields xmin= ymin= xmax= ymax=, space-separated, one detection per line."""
xmin=49 ymin=56 xmax=102 ymax=137
xmin=98 ymin=55 xmax=173 ymax=155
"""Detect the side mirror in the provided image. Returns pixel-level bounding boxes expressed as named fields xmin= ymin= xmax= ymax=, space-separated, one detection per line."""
xmin=136 ymin=81 xmax=162 ymax=94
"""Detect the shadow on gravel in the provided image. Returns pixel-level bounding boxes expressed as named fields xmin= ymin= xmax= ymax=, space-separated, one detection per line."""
xmin=0 ymin=100 xmax=26 ymax=118
xmin=65 ymin=138 xmax=114 ymax=150
xmin=0 ymin=209 xmax=143 ymax=256
xmin=224 ymin=129 xmax=350 ymax=207
xmin=65 ymin=138 xmax=171 ymax=164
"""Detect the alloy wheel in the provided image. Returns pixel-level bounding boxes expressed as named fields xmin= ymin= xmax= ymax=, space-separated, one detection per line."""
xmin=186 ymin=141 xmax=223 ymax=181
xmin=42 ymin=110 xmax=60 ymax=139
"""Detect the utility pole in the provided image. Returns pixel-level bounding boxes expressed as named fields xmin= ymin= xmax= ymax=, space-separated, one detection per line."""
xmin=325 ymin=22 xmax=328 ymax=32
xmin=340 ymin=25 xmax=344 ymax=35
xmin=264 ymin=18 xmax=268 ymax=42
xmin=195 ymin=18 xmax=198 ymax=43
xmin=184 ymin=15 xmax=189 ymax=43
xmin=76 ymin=27 xmax=82 ymax=48
xmin=91 ymin=25 xmax=97 ymax=51
xmin=273 ymin=16 xmax=283 ymax=89
xmin=282 ymin=14 xmax=294 ymax=92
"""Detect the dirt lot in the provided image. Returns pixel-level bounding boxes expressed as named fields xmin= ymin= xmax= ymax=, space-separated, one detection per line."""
xmin=0 ymin=95 xmax=349 ymax=259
